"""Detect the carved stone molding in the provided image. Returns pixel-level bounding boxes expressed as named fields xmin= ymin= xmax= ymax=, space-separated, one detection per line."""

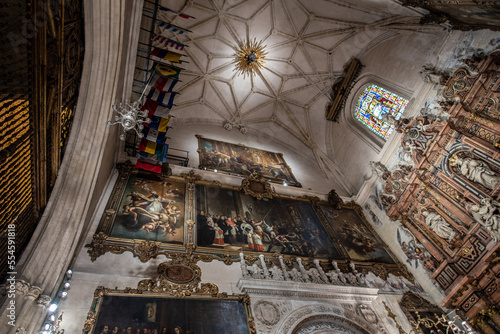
xmin=254 ymin=300 xmax=282 ymax=326
xmin=237 ymin=279 xmax=380 ymax=302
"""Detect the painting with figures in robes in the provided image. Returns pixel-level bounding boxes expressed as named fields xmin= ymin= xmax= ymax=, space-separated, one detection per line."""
xmin=109 ymin=174 xmax=185 ymax=244
xmin=320 ymin=205 xmax=396 ymax=264
xmin=195 ymin=184 xmax=342 ymax=259
xmin=89 ymin=294 xmax=251 ymax=334
xmin=197 ymin=135 xmax=300 ymax=187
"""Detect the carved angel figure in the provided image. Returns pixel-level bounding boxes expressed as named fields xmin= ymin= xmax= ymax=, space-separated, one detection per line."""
xmin=421 ymin=210 xmax=457 ymax=243
xmin=452 ymin=156 xmax=500 ymax=190
xmin=308 ymin=268 xmax=324 ymax=284
xmin=345 ymin=273 xmax=359 ymax=286
xmin=240 ymin=261 xmax=251 ymax=278
xmin=289 ymin=268 xmax=304 ymax=282
xmin=369 ymin=161 xmax=389 ymax=178
xmin=269 ymin=265 xmax=284 ymax=281
xmin=469 ymin=198 xmax=500 ymax=241
xmin=326 ymin=271 xmax=341 ymax=285
xmin=250 ymin=263 xmax=264 ymax=279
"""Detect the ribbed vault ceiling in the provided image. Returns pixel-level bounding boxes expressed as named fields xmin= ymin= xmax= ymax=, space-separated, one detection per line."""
xmin=134 ymin=0 xmax=439 ymax=194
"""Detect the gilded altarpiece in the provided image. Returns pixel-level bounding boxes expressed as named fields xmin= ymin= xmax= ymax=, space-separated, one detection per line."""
xmin=380 ymin=52 xmax=500 ymax=331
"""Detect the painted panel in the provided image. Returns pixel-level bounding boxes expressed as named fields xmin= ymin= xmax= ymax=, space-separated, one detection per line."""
xmin=197 ymin=135 xmax=300 ymax=187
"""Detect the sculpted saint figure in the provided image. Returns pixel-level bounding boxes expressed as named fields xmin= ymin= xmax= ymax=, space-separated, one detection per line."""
xmin=470 ymin=198 xmax=500 ymax=242
xmin=422 ymin=210 xmax=457 ymax=243
xmin=453 ymin=156 xmax=500 ymax=190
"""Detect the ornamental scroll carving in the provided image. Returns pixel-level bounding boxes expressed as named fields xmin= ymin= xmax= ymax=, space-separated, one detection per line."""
xmin=240 ymin=171 xmax=275 ymax=200
xmin=371 ymin=51 xmax=500 ymax=323
xmin=83 ymin=254 xmax=257 ymax=334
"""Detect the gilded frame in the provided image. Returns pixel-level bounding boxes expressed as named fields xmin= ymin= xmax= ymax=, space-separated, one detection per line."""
xmin=196 ymin=134 xmax=301 ymax=187
xmin=85 ymin=162 xmax=193 ymax=263
xmin=314 ymin=200 xmax=410 ymax=280
xmin=86 ymin=163 xmax=410 ymax=280
xmin=82 ymin=257 xmax=256 ymax=334
xmin=399 ymin=292 xmax=445 ymax=334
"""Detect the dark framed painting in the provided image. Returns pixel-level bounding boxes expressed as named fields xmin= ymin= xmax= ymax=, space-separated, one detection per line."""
xmin=195 ymin=183 xmax=342 ymax=260
xmin=319 ymin=205 xmax=397 ymax=264
xmin=84 ymin=291 xmax=254 ymax=334
xmin=110 ymin=173 xmax=186 ymax=244
xmin=86 ymin=164 xmax=191 ymax=262
xmin=196 ymin=135 xmax=301 ymax=187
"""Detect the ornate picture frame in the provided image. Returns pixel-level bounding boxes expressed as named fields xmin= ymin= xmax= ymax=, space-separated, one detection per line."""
xmin=86 ymin=163 xmax=409 ymax=280
xmin=83 ymin=256 xmax=256 ymax=334
xmin=86 ymin=163 xmax=193 ymax=263
xmin=399 ymin=292 xmax=446 ymax=334
xmin=196 ymin=135 xmax=301 ymax=187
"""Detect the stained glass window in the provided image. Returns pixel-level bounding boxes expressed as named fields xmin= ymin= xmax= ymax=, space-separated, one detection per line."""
xmin=355 ymin=84 xmax=408 ymax=140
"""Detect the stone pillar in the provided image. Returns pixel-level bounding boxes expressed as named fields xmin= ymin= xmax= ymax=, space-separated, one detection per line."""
xmin=0 ymin=0 xmax=143 ymax=333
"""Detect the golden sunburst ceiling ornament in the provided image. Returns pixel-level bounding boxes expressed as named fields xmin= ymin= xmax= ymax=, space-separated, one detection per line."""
xmin=232 ymin=38 xmax=268 ymax=77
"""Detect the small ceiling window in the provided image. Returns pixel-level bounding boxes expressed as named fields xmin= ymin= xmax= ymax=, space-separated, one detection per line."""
xmin=355 ymin=84 xmax=408 ymax=140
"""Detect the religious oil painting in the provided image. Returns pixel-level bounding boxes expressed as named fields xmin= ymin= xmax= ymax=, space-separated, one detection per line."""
xmin=320 ymin=205 xmax=396 ymax=264
xmin=195 ymin=184 xmax=342 ymax=259
xmin=88 ymin=294 xmax=252 ymax=334
xmin=196 ymin=135 xmax=300 ymax=187
xmin=110 ymin=174 xmax=186 ymax=244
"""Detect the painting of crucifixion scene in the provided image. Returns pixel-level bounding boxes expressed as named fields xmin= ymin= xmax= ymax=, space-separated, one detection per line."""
xmin=90 ymin=294 xmax=251 ymax=334
xmin=195 ymin=184 xmax=342 ymax=259
xmin=109 ymin=174 xmax=185 ymax=244
xmin=320 ymin=205 xmax=397 ymax=264
xmin=197 ymin=135 xmax=300 ymax=187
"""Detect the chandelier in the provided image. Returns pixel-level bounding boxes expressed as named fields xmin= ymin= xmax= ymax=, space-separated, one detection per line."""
xmin=107 ymin=100 xmax=150 ymax=140
xmin=232 ymin=38 xmax=268 ymax=77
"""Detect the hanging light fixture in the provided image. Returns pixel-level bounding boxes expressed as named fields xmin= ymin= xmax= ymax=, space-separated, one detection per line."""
xmin=107 ymin=100 xmax=150 ymax=141
xmin=232 ymin=38 xmax=268 ymax=77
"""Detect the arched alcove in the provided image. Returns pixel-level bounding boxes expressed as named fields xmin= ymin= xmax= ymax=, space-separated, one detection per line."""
xmin=292 ymin=314 xmax=371 ymax=334
xmin=275 ymin=304 xmax=380 ymax=334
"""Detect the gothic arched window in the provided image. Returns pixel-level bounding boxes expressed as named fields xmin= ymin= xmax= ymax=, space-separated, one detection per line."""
xmin=355 ymin=84 xmax=408 ymax=140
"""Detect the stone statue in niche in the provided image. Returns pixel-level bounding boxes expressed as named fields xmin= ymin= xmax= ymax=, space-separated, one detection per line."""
xmin=451 ymin=155 xmax=500 ymax=190
xmin=421 ymin=209 xmax=457 ymax=243
xmin=469 ymin=197 xmax=500 ymax=241
xmin=419 ymin=100 xmax=449 ymax=122
xmin=420 ymin=64 xmax=448 ymax=85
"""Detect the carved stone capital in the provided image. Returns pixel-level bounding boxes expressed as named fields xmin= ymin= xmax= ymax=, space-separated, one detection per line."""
xmin=15 ymin=280 xmax=31 ymax=295
xmin=36 ymin=295 xmax=52 ymax=306
xmin=26 ymin=286 xmax=43 ymax=300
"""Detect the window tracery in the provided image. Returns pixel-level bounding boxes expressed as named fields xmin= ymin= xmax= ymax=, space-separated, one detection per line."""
xmin=355 ymin=84 xmax=408 ymax=140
